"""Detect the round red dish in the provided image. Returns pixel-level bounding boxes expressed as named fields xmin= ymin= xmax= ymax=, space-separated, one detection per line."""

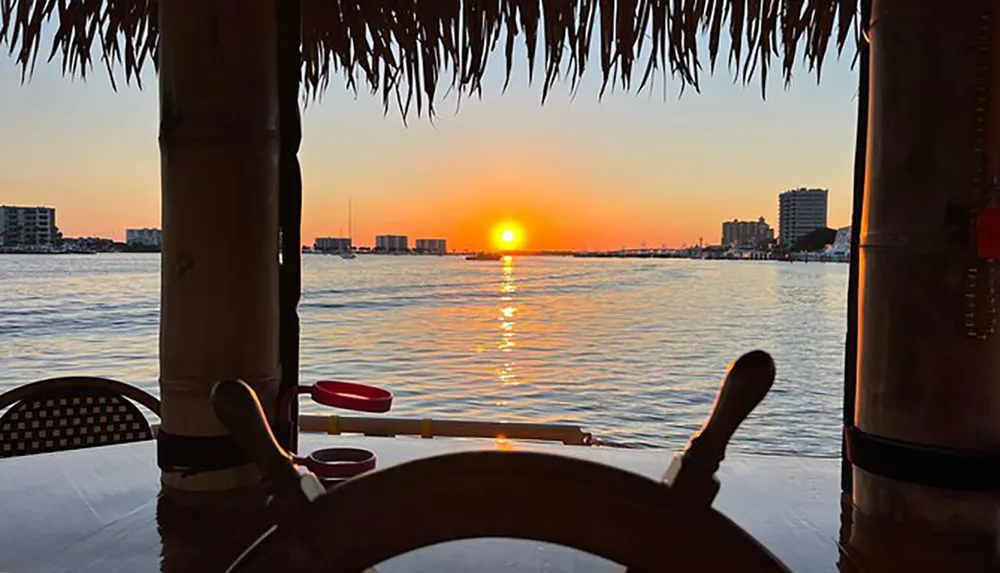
xmin=311 ymin=380 xmax=392 ymax=413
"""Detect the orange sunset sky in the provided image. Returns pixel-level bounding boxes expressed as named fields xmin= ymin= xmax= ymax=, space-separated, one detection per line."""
xmin=0 ymin=38 xmax=858 ymax=251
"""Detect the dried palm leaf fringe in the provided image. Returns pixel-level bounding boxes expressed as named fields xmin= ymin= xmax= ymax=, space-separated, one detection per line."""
xmin=1 ymin=0 xmax=859 ymax=119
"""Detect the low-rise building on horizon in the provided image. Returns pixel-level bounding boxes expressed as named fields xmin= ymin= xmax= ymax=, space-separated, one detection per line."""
xmin=0 ymin=205 xmax=58 ymax=246
xmin=126 ymin=228 xmax=162 ymax=248
xmin=375 ymin=234 xmax=408 ymax=253
xmin=415 ymin=238 xmax=447 ymax=255
xmin=314 ymin=237 xmax=352 ymax=253
xmin=721 ymin=217 xmax=774 ymax=249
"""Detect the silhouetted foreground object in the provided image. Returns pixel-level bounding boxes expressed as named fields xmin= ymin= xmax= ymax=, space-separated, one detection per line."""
xmin=212 ymin=352 xmax=787 ymax=572
xmin=663 ymin=349 xmax=775 ymax=507
xmin=211 ymin=380 xmax=300 ymax=489
xmin=0 ymin=433 xmax=840 ymax=571
xmin=616 ymin=349 xmax=775 ymax=573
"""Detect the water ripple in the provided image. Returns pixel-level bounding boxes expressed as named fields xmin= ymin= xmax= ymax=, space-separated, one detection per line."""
xmin=0 ymin=253 xmax=847 ymax=457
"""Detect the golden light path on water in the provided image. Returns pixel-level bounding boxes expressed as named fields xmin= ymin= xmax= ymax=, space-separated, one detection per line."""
xmin=497 ymin=255 xmax=518 ymax=392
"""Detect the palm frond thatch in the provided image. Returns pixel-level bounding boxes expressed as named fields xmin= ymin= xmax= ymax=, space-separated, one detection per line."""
xmin=1 ymin=0 xmax=859 ymax=118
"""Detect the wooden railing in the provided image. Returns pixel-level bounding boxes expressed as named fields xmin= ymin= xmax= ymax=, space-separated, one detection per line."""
xmin=299 ymin=414 xmax=593 ymax=446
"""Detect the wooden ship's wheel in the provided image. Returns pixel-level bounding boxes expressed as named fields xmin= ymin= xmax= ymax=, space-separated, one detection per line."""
xmin=212 ymin=351 xmax=789 ymax=572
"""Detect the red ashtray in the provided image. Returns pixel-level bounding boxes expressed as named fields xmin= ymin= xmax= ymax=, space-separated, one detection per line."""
xmin=311 ymin=381 xmax=392 ymax=413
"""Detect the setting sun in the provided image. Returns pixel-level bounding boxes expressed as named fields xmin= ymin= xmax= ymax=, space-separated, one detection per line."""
xmin=492 ymin=221 xmax=525 ymax=251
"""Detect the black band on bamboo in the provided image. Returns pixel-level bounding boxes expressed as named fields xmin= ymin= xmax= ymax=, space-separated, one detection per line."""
xmin=845 ymin=425 xmax=1000 ymax=492
xmin=156 ymin=431 xmax=253 ymax=476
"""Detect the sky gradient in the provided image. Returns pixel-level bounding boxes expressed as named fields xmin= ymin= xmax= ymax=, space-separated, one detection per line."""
xmin=0 ymin=38 xmax=859 ymax=251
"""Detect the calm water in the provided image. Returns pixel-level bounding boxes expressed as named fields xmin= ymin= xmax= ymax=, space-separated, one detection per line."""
xmin=0 ymin=254 xmax=847 ymax=457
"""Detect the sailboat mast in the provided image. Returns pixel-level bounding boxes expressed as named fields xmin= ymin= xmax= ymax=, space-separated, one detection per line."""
xmin=348 ymin=198 xmax=352 ymax=246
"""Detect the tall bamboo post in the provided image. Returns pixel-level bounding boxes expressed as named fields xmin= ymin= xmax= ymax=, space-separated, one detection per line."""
xmin=842 ymin=0 xmax=872 ymax=497
xmin=276 ymin=0 xmax=303 ymax=452
xmin=157 ymin=0 xmax=281 ymax=491
xmin=848 ymin=0 xmax=1000 ymax=569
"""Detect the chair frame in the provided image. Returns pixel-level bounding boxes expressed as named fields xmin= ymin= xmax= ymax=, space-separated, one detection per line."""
xmin=0 ymin=377 xmax=160 ymax=416
xmin=0 ymin=376 xmax=161 ymax=457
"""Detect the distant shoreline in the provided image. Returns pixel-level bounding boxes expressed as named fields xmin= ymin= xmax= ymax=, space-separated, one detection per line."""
xmin=0 ymin=246 xmax=159 ymax=255
xmin=0 ymin=251 xmax=97 ymax=255
xmin=0 ymin=249 xmax=847 ymax=262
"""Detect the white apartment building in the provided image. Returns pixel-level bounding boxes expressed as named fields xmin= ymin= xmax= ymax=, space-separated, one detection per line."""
xmin=415 ymin=238 xmax=447 ymax=255
xmin=126 ymin=228 xmax=162 ymax=247
xmin=314 ymin=237 xmax=352 ymax=253
xmin=375 ymin=235 xmax=408 ymax=253
xmin=0 ymin=206 xmax=57 ymax=246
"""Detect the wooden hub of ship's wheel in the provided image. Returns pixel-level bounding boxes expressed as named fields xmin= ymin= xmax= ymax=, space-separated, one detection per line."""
xmin=212 ymin=351 xmax=789 ymax=573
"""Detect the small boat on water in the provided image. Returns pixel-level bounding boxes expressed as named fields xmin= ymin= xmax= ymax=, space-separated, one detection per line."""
xmin=341 ymin=198 xmax=357 ymax=260
xmin=466 ymin=252 xmax=502 ymax=261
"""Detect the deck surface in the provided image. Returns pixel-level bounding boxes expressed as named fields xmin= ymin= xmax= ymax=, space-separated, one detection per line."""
xmin=0 ymin=435 xmax=843 ymax=572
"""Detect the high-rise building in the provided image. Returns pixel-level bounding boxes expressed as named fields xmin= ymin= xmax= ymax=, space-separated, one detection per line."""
xmin=314 ymin=237 xmax=352 ymax=253
xmin=126 ymin=228 xmax=162 ymax=247
xmin=415 ymin=239 xmax=447 ymax=255
xmin=721 ymin=217 xmax=774 ymax=248
xmin=0 ymin=206 xmax=57 ymax=246
xmin=778 ymin=188 xmax=828 ymax=247
xmin=375 ymin=235 xmax=408 ymax=253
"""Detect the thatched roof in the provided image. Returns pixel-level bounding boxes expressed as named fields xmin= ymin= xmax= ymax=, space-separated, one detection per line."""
xmin=1 ymin=1 xmax=859 ymax=117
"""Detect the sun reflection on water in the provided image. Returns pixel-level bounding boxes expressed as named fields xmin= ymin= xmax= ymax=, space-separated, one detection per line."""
xmin=497 ymin=256 xmax=519 ymax=382
xmin=496 ymin=361 xmax=517 ymax=386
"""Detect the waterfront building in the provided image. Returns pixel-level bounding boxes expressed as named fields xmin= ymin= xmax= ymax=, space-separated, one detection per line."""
xmin=415 ymin=238 xmax=447 ymax=255
xmin=126 ymin=228 xmax=162 ymax=247
xmin=778 ymin=188 xmax=828 ymax=247
xmin=721 ymin=217 xmax=773 ymax=248
xmin=314 ymin=237 xmax=352 ymax=253
xmin=60 ymin=237 xmax=116 ymax=252
xmin=824 ymin=226 xmax=851 ymax=259
xmin=0 ymin=205 xmax=57 ymax=246
xmin=375 ymin=234 xmax=408 ymax=253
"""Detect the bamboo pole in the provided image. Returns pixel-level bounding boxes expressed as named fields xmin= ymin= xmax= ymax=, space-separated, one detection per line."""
xmin=298 ymin=415 xmax=593 ymax=446
xmin=158 ymin=0 xmax=280 ymax=491
xmin=276 ymin=0 xmax=303 ymax=453
xmin=158 ymin=487 xmax=271 ymax=573
xmin=841 ymin=0 xmax=871 ymax=497
xmin=848 ymin=0 xmax=1000 ymax=568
